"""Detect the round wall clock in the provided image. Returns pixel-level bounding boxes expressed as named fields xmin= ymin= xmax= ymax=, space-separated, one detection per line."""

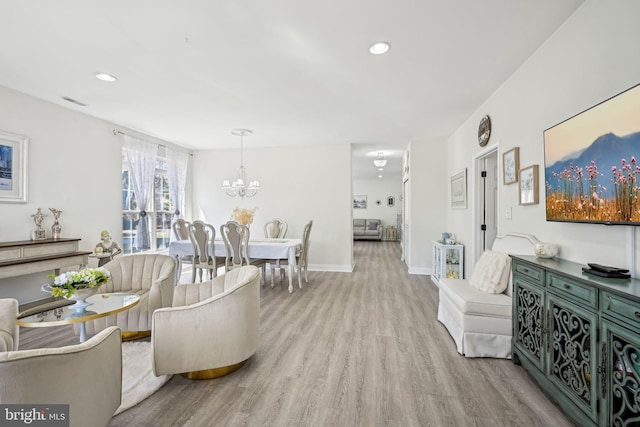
xmin=478 ymin=115 xmax=491 ymax=147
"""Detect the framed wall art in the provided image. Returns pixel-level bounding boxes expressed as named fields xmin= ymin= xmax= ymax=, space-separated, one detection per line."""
xmin=451 ymin=169 xmax=467 ymax=209
xmin=519 ymin=164 xmax=539 ymax=205
xmin=503 ymin=147 xmax=519 ymax=185
xmin=353 ymin=195 xmax=367 ymax=209
xmin=0 ymin=130 xmax=28 ymax=203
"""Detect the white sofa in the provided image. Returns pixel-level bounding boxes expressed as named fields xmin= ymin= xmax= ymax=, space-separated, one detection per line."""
xmin=353 ymin=219 xmax=383 ymax=240
xmin=437 ymin=233 xmax=538 ymax=359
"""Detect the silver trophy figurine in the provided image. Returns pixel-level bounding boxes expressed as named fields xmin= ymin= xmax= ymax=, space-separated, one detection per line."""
xmin=49 ymin=208 xmax=62 ymax=239
xmin=31 ymin=208 xmax=48 ymax=240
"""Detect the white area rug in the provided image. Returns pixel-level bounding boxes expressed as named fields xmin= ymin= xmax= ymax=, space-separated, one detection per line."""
xmin=114 ymin=341 xmax=172 ymax=415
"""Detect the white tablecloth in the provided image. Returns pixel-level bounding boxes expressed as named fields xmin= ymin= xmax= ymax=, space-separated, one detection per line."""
xmin=169 ymin=238 xmax=301 ymax=266
xmin=170 ymin=238 xmax=303 ymax=292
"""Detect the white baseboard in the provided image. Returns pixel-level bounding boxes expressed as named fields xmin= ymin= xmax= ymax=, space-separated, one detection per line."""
xmin=306 ymin=264 xmax=428 ymax=275
xmin=408 ymin=267 xmax=431 ymax=276
xmin=308 ymin=264 xmax=353 ymax=273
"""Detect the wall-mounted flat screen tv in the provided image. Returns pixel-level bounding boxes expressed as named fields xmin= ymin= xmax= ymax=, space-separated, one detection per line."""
xmin=544 ymin=83 xmax=640 ymax=225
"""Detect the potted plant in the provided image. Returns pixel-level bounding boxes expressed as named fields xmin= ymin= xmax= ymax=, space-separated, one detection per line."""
xmin=42 ymin=268 xmax=111 ymax=307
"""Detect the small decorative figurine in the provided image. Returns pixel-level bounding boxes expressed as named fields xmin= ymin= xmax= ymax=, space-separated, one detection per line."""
xmin=31 ymin=208 xmax=47 ymax=240
xmin=94 ymin=230 xmax=122 ymax=267
xmin=49 ymin=208 xmax=62 ymax=239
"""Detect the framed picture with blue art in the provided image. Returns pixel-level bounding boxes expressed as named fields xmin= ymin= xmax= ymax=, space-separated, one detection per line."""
xmin=353 ymin=195 xmax=367 ymax=209
xmin=0 ymin=130 xmax=28 ymax=203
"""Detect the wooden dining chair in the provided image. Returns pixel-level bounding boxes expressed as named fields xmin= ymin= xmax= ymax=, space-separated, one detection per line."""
xmin=220 ymin=221 xmax=269 ymax=285
xmin=173 ymin=218 xmax=191 ymax=240
xmin=276 ymin=220 xmax=313 ymax=291
xmin=172 ymin=218 xmax=193 ymax=279
xmin=264 ymin=218 xmax=288 ymax=279
xmin=188 ymin=221 xmax=223 ymax=282
xmin=264 ymin=218 xmax=288 ymax=239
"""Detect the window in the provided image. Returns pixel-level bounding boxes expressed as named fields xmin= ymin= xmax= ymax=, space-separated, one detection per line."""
xmin=122 ymin=150 xmax=175 ymax=254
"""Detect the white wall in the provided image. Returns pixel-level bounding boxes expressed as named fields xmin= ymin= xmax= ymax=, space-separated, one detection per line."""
xmin=447 ymin=0 xmax=640 ymax=278
xmin=409 ymin=140 xmax=448 ymax=274
xmin=352 ymin=178 xmax=401 ymax=229
xmin=191 ymin=144 xmax=353 ymax=272
xmin=0 ymin=85 xmax=190 ymax=304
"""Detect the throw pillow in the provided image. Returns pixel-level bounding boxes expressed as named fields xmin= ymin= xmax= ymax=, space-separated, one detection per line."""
xmin=469 ymin=251 xmax=511 ymax=294
xmin=367 ymin=221 xmax=379 ymax=230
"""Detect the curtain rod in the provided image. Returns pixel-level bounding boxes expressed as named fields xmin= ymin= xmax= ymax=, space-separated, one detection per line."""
xmin=113 ymin=129 xmax=193 ymax=156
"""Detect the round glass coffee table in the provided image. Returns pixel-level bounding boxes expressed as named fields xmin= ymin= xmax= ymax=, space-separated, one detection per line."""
xmin=17 ymin=293 xmax=140 ymax=342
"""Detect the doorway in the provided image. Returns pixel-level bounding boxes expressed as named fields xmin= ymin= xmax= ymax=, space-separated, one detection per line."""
xmin=473 ymin=147 xmax=498 ymax=265
xmin=350 ymin=143 xmax=407 ymax=266
xmin=401 ymin=177 xmax=409 ymax=263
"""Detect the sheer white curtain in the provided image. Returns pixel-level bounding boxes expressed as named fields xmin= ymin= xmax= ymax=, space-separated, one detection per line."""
xmin=166 ymin=147 xmax=189 ymax=239
xmin=123 ymin=135 xmax=158 ymax=251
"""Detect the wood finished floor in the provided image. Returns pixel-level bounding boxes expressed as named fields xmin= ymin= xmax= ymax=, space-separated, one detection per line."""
xmin=19 ymin=241 xmax=575 ymax=426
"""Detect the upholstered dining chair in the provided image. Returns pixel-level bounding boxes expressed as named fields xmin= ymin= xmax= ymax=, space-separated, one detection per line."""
xmin=220 ymin=221 xmax=269 ymax=285
xmin=151 ymin=265 xmax=260 ymax=379
xmin=1 ymin=298 xmax=122 ymax=427
xmin=188 ymin=220 xmax=224 ymax=282
xmin=275 ymin=220 xmax=313 ymax=290
xmin=264 ymin=218 xmax=288 ymax=239
xmin=79 ymin=253 xmax=176 ymax=340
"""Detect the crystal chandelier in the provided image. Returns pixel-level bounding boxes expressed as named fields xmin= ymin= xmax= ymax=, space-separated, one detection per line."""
xmin=373 ymin=151 xmax=388 ymax=168
xmin=222 ymin=129 xmax=260 ymax=198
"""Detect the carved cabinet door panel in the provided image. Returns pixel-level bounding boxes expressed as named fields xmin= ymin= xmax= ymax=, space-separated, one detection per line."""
xmin=546 ymin=293 xmax=598 ymax=423
xmin=513 ymin=277 xmax=546 ymax=371
xmin=601 ymin=319 xmax=640 ymax=427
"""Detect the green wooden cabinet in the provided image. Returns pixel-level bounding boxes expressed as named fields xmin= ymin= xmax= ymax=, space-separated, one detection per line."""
xmin=600 ymin=294 xmax=640 ymax=426
xmin=513 ymin=276 xmax=545 ymax=371
xmin=546 ymin=292 xmax=598 ymax=421
xmin=511 ymin=255 xmax=640 ymax=427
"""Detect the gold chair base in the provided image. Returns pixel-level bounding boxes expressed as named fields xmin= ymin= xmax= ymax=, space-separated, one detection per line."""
xmin=181 ymin=359 xmax=247 ymax=380
xmin=121 ymin=330 xmax=151 ymax=341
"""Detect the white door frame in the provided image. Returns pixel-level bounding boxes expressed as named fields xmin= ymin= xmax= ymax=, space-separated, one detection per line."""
xmin=471 ymin=144 xmax=499 ymax=266
xmin=402 ymin=177 xmax=410 ymax=264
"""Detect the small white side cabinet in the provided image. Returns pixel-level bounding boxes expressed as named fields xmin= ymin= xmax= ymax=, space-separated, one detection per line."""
xmin=431 ymin=241 xmax=464 ymax=286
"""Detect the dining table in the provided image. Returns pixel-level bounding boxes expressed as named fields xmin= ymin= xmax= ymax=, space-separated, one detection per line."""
xmin=169 ymin=238 xmax=302 ymax=293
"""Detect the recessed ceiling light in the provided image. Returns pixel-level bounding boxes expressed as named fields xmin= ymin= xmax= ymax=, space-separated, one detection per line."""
xmin=378 ymin=167 xmax=384 ymax=171
xmin=369 ymin=41 xmax=390 ymax=55
xmin=378 ymin=175 xmax=383 ymax=178
xmin=94 ymin=72 xmax=118 ymax=82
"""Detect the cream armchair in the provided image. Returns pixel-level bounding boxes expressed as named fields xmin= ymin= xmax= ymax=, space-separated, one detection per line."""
xmin=151 ymin=265 xmax=260 ymax=379
xmin=0 ymin=298 xmax=122 ymax=427
xmin=0 ymin=298 xmax=18 ymax=352
xmin=81 ymin=253 xmax=176 ymax=339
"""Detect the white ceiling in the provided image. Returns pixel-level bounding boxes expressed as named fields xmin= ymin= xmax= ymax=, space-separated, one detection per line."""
xmin=0 ymin=1 xmax=584 ymax=180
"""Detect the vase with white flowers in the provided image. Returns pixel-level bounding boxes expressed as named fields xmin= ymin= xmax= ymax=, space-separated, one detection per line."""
xmin=42 ymin=268 xmax=111 ymax=311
